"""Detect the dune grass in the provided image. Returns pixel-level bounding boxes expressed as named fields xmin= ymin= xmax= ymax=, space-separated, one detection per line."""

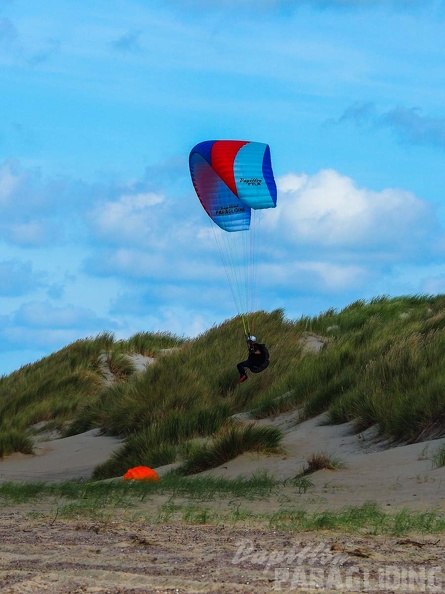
xmin=92 ymin=403 xmax=233 ymax=478
xmin=0 ymin=431 xmax=34 ymax=458
xmin=2 ymin=296 xmax=445 ymax=476
xmin=0 ymin=472 xmax=278 ymax=504
xmin=299 ymin=452 xmax=345 ymax=476
xmin=267 ymin=501 xmax=445 ymax=536
xmin=431 ymin=443 xmax=445 ymax=469
xmin=1 ymin=477 xmax=445 ymax=536
xmin=0 ymin=330 xmax=185 ymax=457
xmin=177 ymin=423 xmax=283 ymax=475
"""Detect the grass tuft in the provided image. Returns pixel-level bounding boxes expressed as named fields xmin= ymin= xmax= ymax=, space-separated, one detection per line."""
xmin=0 ymin=430 xmax=34 ymax=457
xmin=431 ymin=443 xmax=445 ymax=469
xmin=301 ymin=452 xmax=345 ymax=475
xmin=178 ymin=424 xmax=283 ymax=475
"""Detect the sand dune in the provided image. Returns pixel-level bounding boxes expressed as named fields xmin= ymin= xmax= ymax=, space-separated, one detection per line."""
xmin=1 ymin=410 xmax=445 ymax=512
xmin=0 ymin=429 xmax=123 ymax=483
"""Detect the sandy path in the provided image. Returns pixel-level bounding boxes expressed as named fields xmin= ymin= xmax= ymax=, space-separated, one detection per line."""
xmin=1 ymin=509 xmax=444 ymax=593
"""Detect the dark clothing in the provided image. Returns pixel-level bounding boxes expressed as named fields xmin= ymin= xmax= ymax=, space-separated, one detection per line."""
xmin=237 ymin=342 xmax=270 ymax=376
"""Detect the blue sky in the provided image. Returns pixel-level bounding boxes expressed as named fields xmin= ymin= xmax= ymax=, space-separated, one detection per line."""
xmin=1 ymin=0 xmax=445 ymax=375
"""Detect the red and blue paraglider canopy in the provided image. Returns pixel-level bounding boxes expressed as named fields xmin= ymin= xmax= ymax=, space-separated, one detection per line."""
xmin=189 ymin=140 xmax=277 ymax=337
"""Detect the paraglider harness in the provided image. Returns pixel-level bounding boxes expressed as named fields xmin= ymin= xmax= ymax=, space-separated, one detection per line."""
xmin=239 ymin=334 xmax=270 ymax=374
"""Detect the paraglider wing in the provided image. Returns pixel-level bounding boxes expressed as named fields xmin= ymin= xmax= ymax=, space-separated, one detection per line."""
xmin=189 ymin=140 xmax=251 ymax=232
xmin=189 ymin=139 xmax=277 ymax=333
xmin=123 ymin=466 xmax=159 ymax=481
xmin=234 ymin=142 xmax=277 ymax=210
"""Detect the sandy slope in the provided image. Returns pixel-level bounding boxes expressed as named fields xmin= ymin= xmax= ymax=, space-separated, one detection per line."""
xmin=1 ymin=410 xmax=445 ymax=513
xmin=1 ymin=417 xmax=445 ymax=594
xmin=0 ymin=429 xmax=123 ymax=483
xmin=203 ymin=411 xmax=445 ymax=511
xmin=1 ymin=413 xmax=445 ymax=593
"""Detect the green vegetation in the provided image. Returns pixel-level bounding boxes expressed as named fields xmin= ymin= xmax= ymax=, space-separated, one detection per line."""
xmin=2 ymin=295 xmax=445 ymax=477
xmin=254 ymin=295 xmax=445 ymax=445
xmin=431 ymin=443 xmax=445 ymax=469
xmin=177 ymin=424 xmax=282 ymax=475
xmin=288 ymin=476 xmax=314 ymax=494
xmin=0 ymin=472 xmax=278 ymax=505
xmin=0 ymin=331 xmax=185 ymax=457
xmin=1 ymin=477 xmax=445 ymax=536
xmin=0 ymin=430 xmax=34 ymax=457
xmin=299 ymin=452 xmax=345 ymax=475
xmin=267 ymin=501 xmax=445 ymax=536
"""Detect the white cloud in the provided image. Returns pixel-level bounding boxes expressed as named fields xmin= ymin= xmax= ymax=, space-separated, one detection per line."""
xmin=0 ymin=159 xmax=21 ymax=205
xmin=0 ymin=300 xmax=120 ymax=360
xmin=12 ymin=301 xmax=114 ymax=330
xmin=0 ymin=325 xmax=84 ymax=351
xmin=0 ymin=159 xmax=76 ymax=247
xmin=258 ymin=259 xmax=369 ymax=293
xmin=272 ymin=169 xmax=435 ymax=253
xmin=89 ymin=191 xmax=166 ymax=246
xmin=298 ymin=261 xmax=368 ymax=290
xmin=84 ymin=246 xmax=222 ymax=283
xmin=117 ymin=304 xmax=210 ymax=340
xmin=82 ymin=168 xmax=441 ymax=306
xmin=9 ymin=221 xmax=49 ymax=246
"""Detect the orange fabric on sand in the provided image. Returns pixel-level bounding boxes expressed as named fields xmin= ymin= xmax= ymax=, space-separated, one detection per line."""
xmin=123 ymin=466 xmax=159 ymax=481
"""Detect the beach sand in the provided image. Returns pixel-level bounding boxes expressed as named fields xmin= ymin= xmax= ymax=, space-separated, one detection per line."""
xmin=2 ymin=344 xmax=445 ymax=592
